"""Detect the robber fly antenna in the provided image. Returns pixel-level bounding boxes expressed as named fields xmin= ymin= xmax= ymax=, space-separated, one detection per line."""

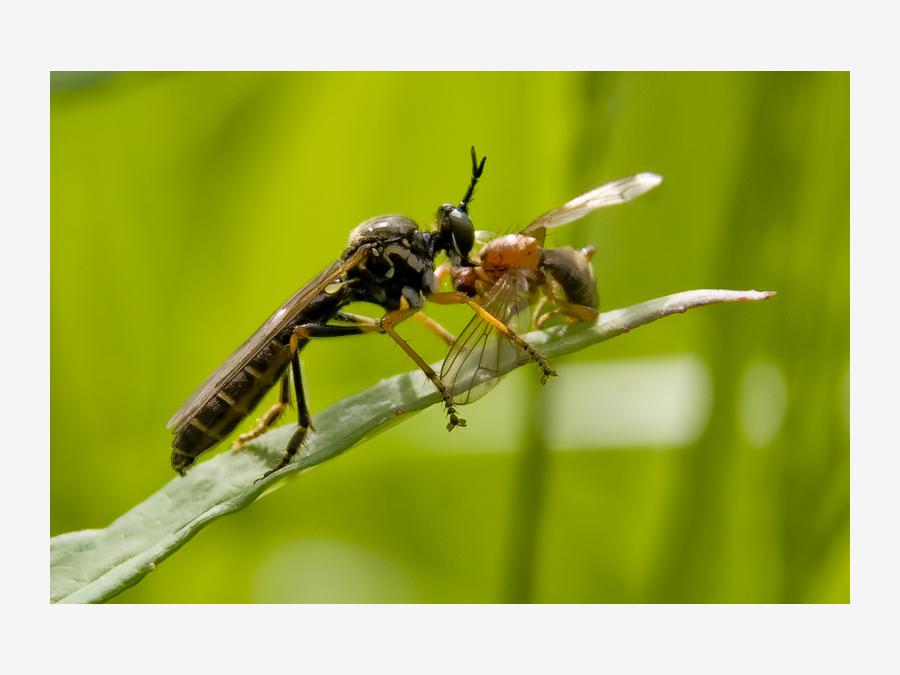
xmin=459 ymin=146 xmax=487 ymax=213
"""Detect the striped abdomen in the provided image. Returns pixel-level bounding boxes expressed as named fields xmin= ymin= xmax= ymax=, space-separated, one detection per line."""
xmin=171 ymin=330 xmax=297 ymax=474
xmin=170 ymin=286 xmax=352 ymax=474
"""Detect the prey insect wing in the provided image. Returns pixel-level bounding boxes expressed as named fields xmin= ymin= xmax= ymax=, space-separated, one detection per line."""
xmin=166 ymin=251 xmax=365 ymax=433
xmin=472 ymin=230 xmax=497 ymax=251
xmin=440 ymin=272 xmax=530 ymax=404
xmin=522 ymin=172 xmax=662 ymax=243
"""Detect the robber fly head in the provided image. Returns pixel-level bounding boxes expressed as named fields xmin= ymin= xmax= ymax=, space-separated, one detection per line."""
xmin=435 ymin=202 xmax=474 ymax=266
xmin=433 ymin=147 xmax=486 ymax=266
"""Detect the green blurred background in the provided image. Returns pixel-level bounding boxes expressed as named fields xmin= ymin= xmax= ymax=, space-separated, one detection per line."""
xmin=50 ymin=72 xmax=848 ymax=603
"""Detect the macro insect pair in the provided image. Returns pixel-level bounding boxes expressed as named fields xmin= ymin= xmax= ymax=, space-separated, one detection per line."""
xmin=168 ymin=149 xmax=662 ymax=480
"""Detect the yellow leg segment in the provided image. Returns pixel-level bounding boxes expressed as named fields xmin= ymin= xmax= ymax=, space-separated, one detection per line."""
xmin=381 ymin=303 xmax=467 ymax=430
xmin=413 ymin=311 xmax=456 ymax=346
xmin=535 ymin=301 xmax=598 ymax=329
xmin=428 ymin=291 xmax=557 ymax=383
xmin=231 ymin=372 xmax=291 ymax=449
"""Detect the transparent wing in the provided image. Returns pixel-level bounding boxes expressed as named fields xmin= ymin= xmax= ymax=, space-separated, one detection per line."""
xmin=166 ymin=250 xmax=365 ymax=433
xmin=473 ymin=230 xmax=497 ymax=249
xmin=521 ymin=172 xmax=662 ymax=242
xmin=440 ymin=272 xmax=532 ymax=405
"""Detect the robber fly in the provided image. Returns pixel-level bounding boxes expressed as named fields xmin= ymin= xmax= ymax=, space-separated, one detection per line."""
xmin=168 ymin=149 xmax=491 ymax=479
xmin=438 ymin=171 xmax=663 ymax=410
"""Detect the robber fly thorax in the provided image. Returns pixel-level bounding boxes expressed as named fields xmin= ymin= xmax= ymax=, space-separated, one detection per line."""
xmin=168 ymin=149 xmax=487 ymax=480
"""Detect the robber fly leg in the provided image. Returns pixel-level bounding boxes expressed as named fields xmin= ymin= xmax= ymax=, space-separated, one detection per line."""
xmin=335 ymin=311 xmax=455 ymax=350
xmin=429 ymin=291 xmax=558 ymax=384
xmin=434 ymin=262 xmax=452 ymax=286
xmin=380 ymin=302 xmax=467 ymax=431
xmin=362 ymin=280 xmax=454 ymax=345
xmin=333 ymin=311 xmax=381 ymax=328
xmin=413 ymin=312 xmax=456 ymax=346
xmin=257 ymin=424 xmax=308 ymax=482
xmin=256 ymin=348 xmax=310 ymax=482
xmin=231 ymin=372 xmax=291 ymax=450
xmin=256 ymin=320 xmax=384 ymax=480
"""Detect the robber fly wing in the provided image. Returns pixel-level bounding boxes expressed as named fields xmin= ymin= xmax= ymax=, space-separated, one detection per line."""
xmin=167 ymin=248 xmax=367 ymax=433
xmin=440 ymin=272 xmax=529 ymax=405
xmin=521 ymin=172 xmax=662 ymax=242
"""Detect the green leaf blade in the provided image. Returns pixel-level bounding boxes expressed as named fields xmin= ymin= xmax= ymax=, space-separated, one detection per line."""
xmin=50 ymin=288 xmax=774 ymax=603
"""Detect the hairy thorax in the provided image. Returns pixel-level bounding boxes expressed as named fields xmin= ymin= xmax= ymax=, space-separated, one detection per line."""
xmin=453 ymin=234 xmax=546 ymax=304
xmin=479 ymin=234 xmax=542 ymax=273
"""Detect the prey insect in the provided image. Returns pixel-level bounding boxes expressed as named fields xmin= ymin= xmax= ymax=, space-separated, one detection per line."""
xmin=437 ymin=171 xmax=662 ymax=411
xmin=167 ymin=149 xmax=491 ymax=479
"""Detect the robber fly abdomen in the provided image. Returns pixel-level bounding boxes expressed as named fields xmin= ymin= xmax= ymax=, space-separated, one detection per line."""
xmin=170 ymin=286 xmax=352 ymax=471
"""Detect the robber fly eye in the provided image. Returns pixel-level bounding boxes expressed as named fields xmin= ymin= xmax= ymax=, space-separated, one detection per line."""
xmin=435 ymin=203 xmax=473 ymax=265
xmin=447 ymin=207 xmax=474 ymax=262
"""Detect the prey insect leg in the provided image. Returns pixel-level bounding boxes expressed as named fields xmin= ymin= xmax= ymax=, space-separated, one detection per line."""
xmin=534 ymin=280 xmax=598 ymax=328
xmin=535 ymin=300 xmax=598 ymax=328
xmin=428 ymin=291 xmax=558 ymax=384
xmin=532 ymin=287 xmax=554 ymax=329
xmin=380 ymin=305 xmax=467 ymax=430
